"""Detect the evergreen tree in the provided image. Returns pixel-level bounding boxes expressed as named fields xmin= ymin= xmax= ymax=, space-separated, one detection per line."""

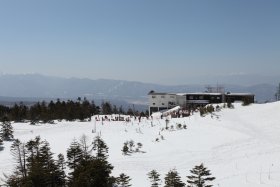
xmin=7 ymin=137 xmax=66 ymax=187
xmin=35 ymin=140 xmax=65 ymax=186
xmin=164 ymin=169 xmax=185 ymax=187
xmin=81 ymin=98 xmax=92 ymax=120
xmin=1 ymin=117 xmax=14 ymax=141
xmin=25 ymin=136 xmax=41 ymax=166
xmin=0 ymin=138 xmax=3 ymax=151
xmin=119 ymin=106 xmax=124 ymax=114
xmin=29 ymin=102 xmax=41 ymax=124
xmin=57 ymin=153 xmax=66 ymax=185
xmin=115 ymin=173 xmax=132 ymax=187
xmin=67 ymin=139 xmax=83 ymax=171
xmin=10 ymin=139 xmax=27 ymax=179
xmin=113 ymin=105 xmax=118 ymax=114
xmin=92 ymin=136 xmax=109 ymax=160
xmin=70 ymin=158 xmax=113 ymax=187
xmin=101 ymin=101 xmax=113 ymax=115
xmin=122 ymin=142 xmax=129 ymax=155
xmin=126 ymin=108 xmax=134 ymax=116
xmin=0 ymin=105 xmax=9 ymax=121
xmin=186 ymin=163 xmax=215 ymax=187
xmin=147 ymin=170 xmax=161 ymax=187
xmin=91 ymin=100 xmax=99 ymax=115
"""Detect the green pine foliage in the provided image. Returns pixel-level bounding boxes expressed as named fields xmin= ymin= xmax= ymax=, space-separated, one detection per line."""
xmin=122 ymin=142 xmax=130 ymax=155
xmin=67 ymin=135 xmax=114 ymax=187
xmin=6 ymin=136 xmax=66 ymax=187
xmin=164 ymin=169 xmax=185 ymax=187
xmin=92 ymin=136 xmax=109 ymax=160
xmin=147 ymin=170 xmax=161 ymax=187
xmin=7 ymin=136 xmax=116 ymax=187
xmin=115 ymin=173 xmax=132 ymax=187
xmin=0 ymin=138 xmax=3 ymax=151
xmin=0 ymin=98 xmax=101 ymax=124
xmin=67 ymin=139 xmax=83 ymax=171
xmin=1 ymin=117 xmax=14 ymax=141
xmin=101 ymin=101 xmax=113 ymax=115
xmin=10 ymin=139 xmax=27 ymax=180
xmin=57 ymin=153 xmax=66 ymax=184
xmin=0 ymin=98 xmax=144 ymax=123
xmin=70 ymin=158 xmax=113 ymax=187
xmin=186 ymin=163 xmax=215 ymax=187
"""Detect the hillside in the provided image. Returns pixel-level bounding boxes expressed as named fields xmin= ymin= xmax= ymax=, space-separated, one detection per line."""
xmin=1 ymin=102 xmax=280 ymax=186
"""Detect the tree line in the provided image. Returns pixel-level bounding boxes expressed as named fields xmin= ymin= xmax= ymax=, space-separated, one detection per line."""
xmin=0 ymin=98 xmax=146 ymax=124
xmin=6 ymin=135 xmax=215 ymax=187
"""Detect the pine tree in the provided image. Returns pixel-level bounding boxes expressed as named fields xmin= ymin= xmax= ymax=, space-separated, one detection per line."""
xmin=25 ymin=138 xmax=65 ymax=187
xmin=57 ymin=153 xmax=66 ymax=185
xmin=10 ymin=139 xmax=27 ymax=179
xmin=7 ymin=137 xmax=66 ymax=187
xmin=147 ymin=170 xmax=161 ymax=187
xmin=92 ymin=136 xmax=109 ymax=160
xmin=164 ymin=169 xmax=185 ymax=187
xmin=101 ymin=101 xmax=113 ymax=115
xmin=186 ymin=163 xmax=215 ymax=187
xmin=25 ymin=136 xmax=41 ymax=166
xmin=37 ymin=140 xmax=64 ymax=186
xmin=67 ymin=139 xmax=83 ymax=171
xmin=70 ymin=158 xmax=113 ymax=187
xmin=122 ymin=142 xmax=129 ymax=155
xmin=0 ymin=138 xmax=3 ymax=151
xmin=68 ymin=137 xmax=114 ymax=187
xmin=116 ymin=173 xmax=132 ymax=187
xmin=1 ymin=118 xmax=14 ymax=141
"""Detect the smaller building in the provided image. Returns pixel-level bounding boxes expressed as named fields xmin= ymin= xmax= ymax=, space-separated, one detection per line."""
xmin=148 ymin=91 xmax=178 ymax=114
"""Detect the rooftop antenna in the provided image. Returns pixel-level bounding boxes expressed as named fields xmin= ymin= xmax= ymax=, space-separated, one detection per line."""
xmin=205 ymin=84 xmax=225 ymax=93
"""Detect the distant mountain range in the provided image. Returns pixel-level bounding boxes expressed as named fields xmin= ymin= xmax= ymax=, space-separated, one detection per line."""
xmin=0 ymin=74 xmax=278 ymax=109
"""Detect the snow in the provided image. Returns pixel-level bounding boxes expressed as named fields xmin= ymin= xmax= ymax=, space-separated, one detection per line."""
xmin=151 ymin=106 xmax=181 ymax=118
xmin=1 ymin=102 xmax=280 ymax=186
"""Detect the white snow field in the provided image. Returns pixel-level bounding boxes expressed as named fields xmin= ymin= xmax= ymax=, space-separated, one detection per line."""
xmin=1 ymin=102 xmax=280 ymax=186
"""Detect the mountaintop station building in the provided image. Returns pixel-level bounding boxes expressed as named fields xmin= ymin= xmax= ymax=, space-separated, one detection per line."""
xmin=148 ymin=88 xmax=254 ymax=115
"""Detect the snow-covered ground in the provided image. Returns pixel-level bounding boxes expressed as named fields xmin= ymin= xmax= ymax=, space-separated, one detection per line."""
xmin=1 ymin=102 xmax=280 ymax=186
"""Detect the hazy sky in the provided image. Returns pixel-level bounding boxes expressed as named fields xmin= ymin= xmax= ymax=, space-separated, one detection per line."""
xmin=0 ymin=0 xmax=279 ymax=85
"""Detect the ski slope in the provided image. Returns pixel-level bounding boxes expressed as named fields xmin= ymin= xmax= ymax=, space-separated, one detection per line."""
xmin=1 ymin=102 xmax=280 ymax=186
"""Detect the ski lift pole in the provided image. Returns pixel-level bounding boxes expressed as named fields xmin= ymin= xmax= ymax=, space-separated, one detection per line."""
xmin=165 ymin=118 xmax=169 ymax=129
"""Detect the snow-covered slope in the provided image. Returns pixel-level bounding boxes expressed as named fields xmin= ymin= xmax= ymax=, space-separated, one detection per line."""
xmin=1 ymin=102 xmax=280 ymax=186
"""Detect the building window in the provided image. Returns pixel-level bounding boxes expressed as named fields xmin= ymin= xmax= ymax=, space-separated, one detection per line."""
xmin=189 ymin=96 xmax=193 ymax=100
xmin=199 ymin=96 xmax=204 ymax=100
xmin=152 ymin=96 xmax=156 ymax=98
xmin=170 ymin=96 xmax=175 ymax=98
xmin=162 ymin=103 xmax=165 ymax=105
xmin=161 ymin=96 xmax=165 ymax=98
xmin=153 ymin=103 xmax=155 ymax=105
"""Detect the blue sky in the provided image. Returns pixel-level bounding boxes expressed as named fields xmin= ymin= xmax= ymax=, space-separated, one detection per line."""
xmin=0 ymin=0 xmax=279 ymax=85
